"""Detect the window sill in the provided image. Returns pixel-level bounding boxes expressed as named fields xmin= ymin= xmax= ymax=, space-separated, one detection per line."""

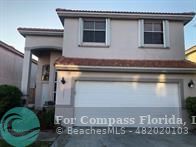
xmin=79 ymin=42 xmax=109 ymax=48
xmin=139 ymin=44 xmax=169 ymax=49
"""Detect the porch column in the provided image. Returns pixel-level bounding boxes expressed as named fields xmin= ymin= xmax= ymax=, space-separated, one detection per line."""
xmin=21 ymin=49 xmax=32 ymax=103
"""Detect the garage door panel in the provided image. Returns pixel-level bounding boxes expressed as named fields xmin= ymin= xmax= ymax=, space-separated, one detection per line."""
xmin=74 ymin=81 xmax=180 ymax=127
xmin=75 ymin=81 xmax=180 ymax=107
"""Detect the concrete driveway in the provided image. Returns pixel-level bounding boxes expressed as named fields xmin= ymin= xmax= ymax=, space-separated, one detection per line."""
xmin=52 ymin=129 xmax=196 ymax=147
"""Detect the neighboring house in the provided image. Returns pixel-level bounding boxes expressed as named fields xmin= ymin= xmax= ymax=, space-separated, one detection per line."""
xmin=0 ymin=41 xmax=37 ymax=103
xmin=186 ymin=45 xmax=196 ymax=63
xmin=18 ymin=9 xmax=196 ymax=127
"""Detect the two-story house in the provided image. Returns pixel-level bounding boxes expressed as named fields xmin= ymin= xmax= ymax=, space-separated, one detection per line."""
xmin=18 ymin=9 xmax=196 ymax=127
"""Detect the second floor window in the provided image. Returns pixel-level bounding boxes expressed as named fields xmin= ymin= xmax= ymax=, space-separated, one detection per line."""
xmin=144 ymin=20 xmax=163 ymax=44
xmin=83 ymin=19 xmax=106 ymax=43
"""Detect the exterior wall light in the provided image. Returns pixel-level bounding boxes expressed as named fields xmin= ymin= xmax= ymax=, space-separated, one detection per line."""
xmin=61 ymin=77 xmax=66 ymax=84
xmin=188 ymin=80 xmax=195 ymax=88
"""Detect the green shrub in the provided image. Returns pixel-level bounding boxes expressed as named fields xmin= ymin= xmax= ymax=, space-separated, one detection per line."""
xmin=37 ymin=108 xmax=55 ymax=130
xmin=0 ymin=85 xmax=22 ymax=119
xmin=186 ymin=97 xmax=196 ymax=118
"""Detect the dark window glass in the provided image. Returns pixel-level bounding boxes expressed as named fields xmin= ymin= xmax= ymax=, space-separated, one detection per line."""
xmin=41 ymin=65 xmax=50 ymax=81
xmin=144 ymin=20 xmax=163 ymax=44
xmin=54 ymin=83 xmax=57 ymax=92
xmin=144 ymin=32 xmax=163 ymax=44
xmin=53 ymin=93 xmax=56 ymax=103
xmin=54 ymin=72 xmax=57 ymax=81
xmin=154 ymin=23 xmax=162 ymax=31
xmin=144 ymin=32 xmax=153 ymax=44
xmin=83 ymin=31 xmax=94 ymax=42
xmin=153 ymin=32 xmax=163 ymax=44
xmin=84 ymin=21 xmax=94 ymax=30
xmin=95 ymin=21 xmax=105 ymax=30
xmin=144 ymin=23 xmax=153 ymax=31
xmin=83 ymin=19 xmax=106 ymax=43
xmin=95 ymin=31 xmax=105 ymax=42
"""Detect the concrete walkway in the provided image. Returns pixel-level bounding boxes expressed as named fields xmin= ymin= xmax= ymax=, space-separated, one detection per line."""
xmin=52 ymin=131 xmax=196 ymax=147
xmin=38 ymin=131 xmax=58 ymax=142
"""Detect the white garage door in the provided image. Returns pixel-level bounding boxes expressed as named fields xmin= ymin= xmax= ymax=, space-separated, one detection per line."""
xmin=74 ymin=81 xmax=180 ymax=127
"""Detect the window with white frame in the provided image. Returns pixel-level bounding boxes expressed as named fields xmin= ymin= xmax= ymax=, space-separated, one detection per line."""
xmin=139 ymin=19 xmax=169 ymax=48
xmin=83 ymin=19 xmax=106 ymax=43
xmin=144 ymin=20 xmax=163 ymax=44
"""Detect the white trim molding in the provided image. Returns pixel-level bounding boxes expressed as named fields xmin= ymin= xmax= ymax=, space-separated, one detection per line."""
xmin=138 ymin=19 xmax=144 ymax=47
xmin=18 ymin=28 xmax=63 ymax=37
xmin=78 ymin=18 xmax=83 ymax=46
xmin=106 ymin=18 xmax=111 ymax=46
xmin=21 ymin=50 xmax=32 ymax=97
xmin=163 ymin=20 xmax=170 ymax=48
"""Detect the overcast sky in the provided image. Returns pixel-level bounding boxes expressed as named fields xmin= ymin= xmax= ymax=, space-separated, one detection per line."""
xmin=0 ymin=0 xmax=195 ymax=53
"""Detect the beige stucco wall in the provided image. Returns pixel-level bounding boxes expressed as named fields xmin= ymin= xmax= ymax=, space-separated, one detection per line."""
xmin=63 ymin=18 xmax=185 ymax=60
xmin=35 ymin=50 xmax=62 ymax=109
xmin=56 ymin=71 xmax=196 ymax=106
xmin=186 ymin=51 xmax=196 ymax=63
xmin=25 ymin=36 xmax=63 ymax=50
xmin=55 ymin=70 xmax=196 ymax=127
xmin=22 ymin=35 xmax=63 ymax=108
xmin=0 ymin=46 xmax=37 ymax=89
